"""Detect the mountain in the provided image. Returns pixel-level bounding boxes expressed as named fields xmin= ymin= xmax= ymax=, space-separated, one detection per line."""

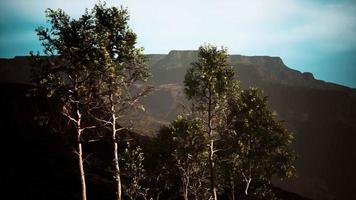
xmin=1 ymin=52 xmax=356 ymax=200
xmin=144 ymin=51 xmax=356 ymax=200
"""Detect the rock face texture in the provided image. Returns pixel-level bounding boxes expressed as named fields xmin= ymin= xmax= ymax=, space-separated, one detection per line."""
xmin=1 ymin=51 xmax=356 ymax=199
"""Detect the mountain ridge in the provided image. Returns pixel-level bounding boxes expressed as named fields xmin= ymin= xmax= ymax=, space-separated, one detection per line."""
xmin=2 ymin=52 xmax=355 ymax=93
xmin=148 ymin=50 xmax=355 ymax=93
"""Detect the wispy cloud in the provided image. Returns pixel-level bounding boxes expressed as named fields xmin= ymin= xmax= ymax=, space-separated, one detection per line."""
xmin=1 ymin=0 xmax=355 ymax=53
xmin=119 ymin=0 xmax=356 ymax=54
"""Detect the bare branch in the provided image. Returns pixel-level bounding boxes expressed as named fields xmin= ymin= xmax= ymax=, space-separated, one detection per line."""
xmin=81 ymin=125 xmax=98 ymax=131
xmin=88 ymin=110 xmax=113 ymax=126
xmin=88 ymin=138 xmax=102 ymax=143
xmin=61 ymin=112 xmax=78 ymax=124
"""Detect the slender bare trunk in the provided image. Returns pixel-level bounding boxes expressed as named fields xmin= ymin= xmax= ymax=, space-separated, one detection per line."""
xmin=111 ymin=94 xmax=122 ymax=200
xmin=184 ymin=184 xmax=189 ymax=200
xmin=244 ymin=177 xmax=251 ymax=196
xmin=77 ymin=109 xmax=87 ymax=200
xmin=156 ymin=191 xmax=162 ymax=200
xmin=244 ymin=143 xmax=252 ymax=196
xmin=230 ymin=178 xmax=235 ymax=200
xmin=77 ymin=141 xmax=87 ymax=200
xmin=208 ymin=136 xmax=217 ymax=200
xmin=183 ymin=174 xmax=189 ymax=200
xmin=113 ymin=125 xmax=122 ymax=200
xmin=208 ymin=88 xmax=218 ymax=200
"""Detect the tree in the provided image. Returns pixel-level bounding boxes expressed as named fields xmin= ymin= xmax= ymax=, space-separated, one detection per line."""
xmin=184 ymin=44 xmax=236 ymax=200
xmin=31 ymin=3 xmax=151 ymax=200
xmin=122 ymin=141 xmax=148 ymax=200
xmin=31 ymin=8 xmax=103 ymax=200
xmin=88 ymin=4 xmax=151 ymax=200
xmin=144 ymin=126 xmax=179 ymax=200
xmin=156 ymin=115 xmax=210 ymax=200
xmin=214 ymin=82 xmax=240 ymax=200
xmin=220 ymin=87 xmax=296 ymax=199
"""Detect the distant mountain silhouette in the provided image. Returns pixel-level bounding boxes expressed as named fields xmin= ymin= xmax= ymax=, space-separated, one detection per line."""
xmin=1 ymin=52 xmax=355 ymax=200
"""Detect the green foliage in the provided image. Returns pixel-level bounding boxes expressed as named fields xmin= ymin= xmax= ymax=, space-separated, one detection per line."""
xmin=31 ymin=3 xmax=152 ymax=200
xmin=231 ymin=88 xmax=295 ymax=178
xmin=184 ymin=44 xmax=239 ymax=199
xmin=31 ymin=2 xmax=151 ymax=112
xmin=92 ymin=3 xmax=151 ymax=97
xmin=184 ymin=44 xmax=235 ymax=111
xmin=219 ymin=87 xmax=297 ymax=198
xmin=89 ymin=4 xmax=152 ymax=200
xmin=181 ymin=44 xmax=296 ymax=199
xmin=31 ymin=4 xmax=107 ymax=120
xmin=122 ymin=142 xmax=148 ymax=200
xmin=155 ymin=115 xmax=210 ymax=199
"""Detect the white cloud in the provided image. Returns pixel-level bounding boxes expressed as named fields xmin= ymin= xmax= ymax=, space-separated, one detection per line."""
xmin=100 ymin=0 xmax=355 ymax=55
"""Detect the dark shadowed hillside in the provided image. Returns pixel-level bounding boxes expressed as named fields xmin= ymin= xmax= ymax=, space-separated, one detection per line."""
xmin=1 ymin=52 xmax=356 ymax=199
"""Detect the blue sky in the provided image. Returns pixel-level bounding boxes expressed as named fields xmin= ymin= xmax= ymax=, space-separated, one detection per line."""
xmin=0 ymin=0 xmax=355 ymax=88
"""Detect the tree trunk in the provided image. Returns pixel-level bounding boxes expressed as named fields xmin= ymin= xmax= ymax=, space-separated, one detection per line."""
xmin=208 ymin=137 xmax=218 ymax=200
xmin=244 ymin=177 xmax=251 ymax=196
xmin=183 ymin=175 xmax=189 ymax=200
xmin=208 ymin=89 xmax=218 ymax=200
xmin=77 ymin=141 xmax=87 ymax=200
xmin=156 ymin=191 xmax=162 ymax=200
xmin=230 ymin=178 xmax=235 ymax=200
xmin=113 ymin=133 xmax=122 ymax=200
xmin=111 ymin=95 xmax=122 ymax=200
xmin=77 ymin=109 xmax=87 ymax=200
xmin=184 ymin=184 xmax=189 ymax=200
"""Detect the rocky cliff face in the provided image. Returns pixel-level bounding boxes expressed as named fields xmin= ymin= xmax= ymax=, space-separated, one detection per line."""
xmin=149 ymin=50 xmax=354 ymax=93
xmin=1 ymin=52 xmax=356 ymax=200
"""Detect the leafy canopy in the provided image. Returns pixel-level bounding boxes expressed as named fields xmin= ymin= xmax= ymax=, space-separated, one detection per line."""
xmin=184 ymin=44 xmax=235 ymax=109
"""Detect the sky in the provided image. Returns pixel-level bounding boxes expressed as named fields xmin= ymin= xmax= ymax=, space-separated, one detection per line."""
xmin=0 ymin=0 xmax=356 ymax=88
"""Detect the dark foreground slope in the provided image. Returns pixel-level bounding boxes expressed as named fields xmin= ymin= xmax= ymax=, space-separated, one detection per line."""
xmin=1 ymin=53 xmax=356 ymax=199
xmin=0 ymin=82 xmax=309 ymax=200
xmin=0 ymin=82 xmax=120 ymax=200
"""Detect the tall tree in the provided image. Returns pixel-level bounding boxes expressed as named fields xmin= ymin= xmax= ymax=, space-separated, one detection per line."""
xmin=90 ymin=3 xmax=151 ymax=200
xmin=214 ymin=81 xmax=240 ymax=200
xmin=31 ymin=3 xmax=151 ymax=200
xmin=184 ymin=44 xmax=236 ymax=200
xmin=31 ymin=8 xmax=102 ymax=200
xmin=220 ymin=87 xmax=296 ymax=199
